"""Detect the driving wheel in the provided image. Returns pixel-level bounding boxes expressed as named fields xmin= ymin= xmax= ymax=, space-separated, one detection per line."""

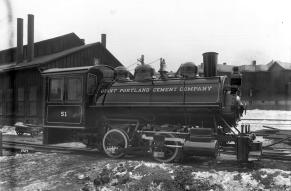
xmin=102 ymin=128 xmax=129 ymax=158
xmin=152 ymin=133 xmax=180 ymax=163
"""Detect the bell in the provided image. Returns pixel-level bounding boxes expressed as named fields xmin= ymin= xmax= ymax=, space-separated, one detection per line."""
xmin=159 ymin=58 xmax=167 ymax=72
xmin=159 ymin=58 xmax=168 ymax=79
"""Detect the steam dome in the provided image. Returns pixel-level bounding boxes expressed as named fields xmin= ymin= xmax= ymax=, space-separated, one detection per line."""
xmin=115 ymin=66 xmax=130 ymax=81
xmin=178 ymin=62 xmax=198 ymax=78
xmin=134 ymin=64 xmax=154 ymax=81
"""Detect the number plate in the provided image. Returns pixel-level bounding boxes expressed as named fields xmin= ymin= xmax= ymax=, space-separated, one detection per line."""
xmin=153 ymin=151 xmax=165 ymax=158
xmin=47 ymin=105 xmax=81 ymax=124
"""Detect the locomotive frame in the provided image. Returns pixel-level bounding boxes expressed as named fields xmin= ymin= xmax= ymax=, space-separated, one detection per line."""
xmin=41 ymin=52 xmax=262 ymax=163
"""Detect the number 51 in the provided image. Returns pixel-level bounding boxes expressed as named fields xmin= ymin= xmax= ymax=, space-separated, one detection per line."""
xmin=61 ymin=111 xmax=67 ymax=117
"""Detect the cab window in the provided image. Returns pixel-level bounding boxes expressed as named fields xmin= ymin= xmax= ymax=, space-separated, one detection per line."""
xmin=49 ymin=78 xmax=64 ymax=101
xmin=87 ymin=73 xmax=97 ymax=95
xmin=67 ymin=77 xmax=82 ymax=101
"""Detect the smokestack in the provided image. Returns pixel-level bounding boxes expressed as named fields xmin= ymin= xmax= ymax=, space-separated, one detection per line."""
xmin=202 ymin=52 xmax=218 ymax=77
xmin=16 ymin=18 xmax=23 ymax=63
xmin=101 ymin=34 xmax=106 ymax=48
xmin=27 ymin=14 xmax=34 ymax=61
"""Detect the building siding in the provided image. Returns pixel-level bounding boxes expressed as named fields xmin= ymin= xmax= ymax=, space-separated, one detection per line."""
xmin=0 ymin=42 xmax=122 ymax=126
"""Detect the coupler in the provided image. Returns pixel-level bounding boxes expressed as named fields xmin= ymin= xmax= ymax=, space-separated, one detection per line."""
xmin=236 ymin=135 xmax=262 ymax=162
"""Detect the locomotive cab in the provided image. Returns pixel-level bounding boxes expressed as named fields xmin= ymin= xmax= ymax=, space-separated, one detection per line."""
xmin=41 ymin=65 xmax=115 ymax=144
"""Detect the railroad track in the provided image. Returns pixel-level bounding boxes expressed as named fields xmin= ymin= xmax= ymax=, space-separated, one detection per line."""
xmin=240 ymin=118 xmax=291 ymax=126
xmin=261 ymin=149 xmax=291 ymax=161
xmin=241 ymin=119 xmax=291 ymax=122
xmin=2 ymin=140 xmax=291 ymax=162
xmin=2 ymin=140 xmax=98 ymax=155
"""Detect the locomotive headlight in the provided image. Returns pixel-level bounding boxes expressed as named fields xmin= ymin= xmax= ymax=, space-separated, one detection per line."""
xmin=249 ymin=133 xmax=256 ymax=141
xmin=236 ymin=96 xmax=244 ymax=116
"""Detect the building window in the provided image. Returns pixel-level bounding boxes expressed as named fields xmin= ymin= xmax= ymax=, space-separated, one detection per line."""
xmin=29 ymin=86 xmax=37 ymax=116
xmin=18 ymin=88 xmax=24 ymax=101
xmin=0 ymin=90 xmax=3 ymax=115
xmin=67 ymin=77 xmax=82 ymax=101
xmin=49 ymin=78 xmax=64 ymax=101
xmin=6 ymin=89 xmax=13 ymax=115
xmin=16 ymin=88 xmax=25 ymax=116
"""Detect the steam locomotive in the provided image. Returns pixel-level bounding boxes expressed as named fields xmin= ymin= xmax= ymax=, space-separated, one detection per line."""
xmin=42 ymin=52 xmax=262 ymax=162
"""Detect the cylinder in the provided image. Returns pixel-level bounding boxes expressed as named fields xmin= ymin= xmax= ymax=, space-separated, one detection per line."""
xmin=183 ymin=140 xmax=218 ymax=158
xmin=202 ymin=52 xmax=218 ymax=77
xmin=16 ymin=18 xmax=23 ymax=63
xmin=27 ymin=14 xmax=34 ymax=61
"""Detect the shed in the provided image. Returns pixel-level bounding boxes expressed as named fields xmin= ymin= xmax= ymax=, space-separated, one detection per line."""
xmin=0 ymin=33 xmax=122 ymax=126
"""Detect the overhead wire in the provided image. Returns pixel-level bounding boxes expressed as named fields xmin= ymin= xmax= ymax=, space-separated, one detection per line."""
xmin=147 ymin=58 xmax=160 ymax=65
xmin=126 ymin=61 xmax=139 ymax=69
xmin=126 ymin=57 xmax=161 ymax=72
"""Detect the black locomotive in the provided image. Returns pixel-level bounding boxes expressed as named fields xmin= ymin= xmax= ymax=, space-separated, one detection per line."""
xmin=42 ymin=52 xmax=262 ymax=162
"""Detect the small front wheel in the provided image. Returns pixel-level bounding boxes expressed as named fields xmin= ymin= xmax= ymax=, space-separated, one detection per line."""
xmin=102 ymin=128 xmax=128 ymax=158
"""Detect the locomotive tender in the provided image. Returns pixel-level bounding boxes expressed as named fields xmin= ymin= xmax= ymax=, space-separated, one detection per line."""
xmin=42 ymin=52 xmax=262 ymax=162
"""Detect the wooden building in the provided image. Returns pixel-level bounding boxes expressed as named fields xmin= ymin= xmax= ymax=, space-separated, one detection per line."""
xmin=240 ymin=61 xmax=291 ymax=109
xmin=0 ymin=16 xmax=122 ymax=126
xmin=199 ymin=60 xmax=291 ymax=109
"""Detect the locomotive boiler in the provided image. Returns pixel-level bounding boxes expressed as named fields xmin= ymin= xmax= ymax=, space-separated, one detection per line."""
xmin=42 ymin=52 xmax=262 ymax=163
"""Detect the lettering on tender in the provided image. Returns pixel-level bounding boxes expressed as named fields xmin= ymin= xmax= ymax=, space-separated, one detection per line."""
xmin=102 ymin=85 xmax=213 ymax=94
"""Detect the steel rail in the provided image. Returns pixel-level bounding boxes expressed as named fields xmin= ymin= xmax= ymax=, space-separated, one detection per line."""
xmin=240 ymin=123 xmax=291 ymax=126
xmin=2 ymin=141 xmax=291 ymax=161
xmin=261 ymin=151 xmax=291 ymax=161
xmin=241 ymin=119 xmax=291 ymax=122
xmin=1 ymin=140 xmax=98 ymax=154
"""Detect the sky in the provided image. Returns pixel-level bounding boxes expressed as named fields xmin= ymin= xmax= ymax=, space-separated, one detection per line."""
xmin=1 ymin=0 xmax=291 ymax=71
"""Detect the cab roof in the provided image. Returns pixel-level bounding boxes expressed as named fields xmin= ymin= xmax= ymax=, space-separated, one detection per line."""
xmin=41 ymin=65 xmax=114 ymax=76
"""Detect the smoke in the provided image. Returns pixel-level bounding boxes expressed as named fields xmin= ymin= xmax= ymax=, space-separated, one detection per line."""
xmin=4 ymin=0 xmax=14 ymax=48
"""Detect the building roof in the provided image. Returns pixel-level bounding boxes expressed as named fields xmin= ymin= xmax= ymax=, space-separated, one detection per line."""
xmin=42 ymin=66 xmax=92 ymax=74
xmin=0 ymin=42 xmax=122 ymax=73
xmin=217 ymin=64 xmax=234 ymax=73
xmin=267 ymin=60 xmax=291 ymax=70
xmin=198 ymin=63 xmax=235 ymax=73
xmin=238 ymin=60 xmax=291 ymax=72
xmin=239 ymin=64 xmax=269 ymax=72
xmin=0 ymin=33 xmax=84 ymax=65
xmin=196 ymin=59 xmax=291 ymax=74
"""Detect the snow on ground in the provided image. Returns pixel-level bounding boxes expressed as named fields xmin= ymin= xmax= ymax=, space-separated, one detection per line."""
xmin=243 ymin=109 xmax=291 ymax=120
xmin=240 ymin=109 xmax=291 ymax=131
xmin=238 ymin=109 xmax=291 ymax=147
xmin=0 ymin=152 xmax=291 ymax=191
xmin=192 ymin=169 xmax=291 ymax=191
xmin=52 ymin=142 xmax=87 ymax=148
xmin=0 ymin=126 xmax=17 ymax=135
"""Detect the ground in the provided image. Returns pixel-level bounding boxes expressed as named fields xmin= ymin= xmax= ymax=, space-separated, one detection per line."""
xmin=0 ymin=153 xmax=290 ymax=191
xmin=0 ymin=110 xmax=291 ymax=191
